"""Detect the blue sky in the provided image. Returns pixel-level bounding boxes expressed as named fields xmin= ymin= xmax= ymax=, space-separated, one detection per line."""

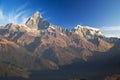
xmin=0 ymin=0 xmax=120 ymax=37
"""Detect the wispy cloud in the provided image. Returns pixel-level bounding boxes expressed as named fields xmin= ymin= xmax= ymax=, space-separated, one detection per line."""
xmin=0 ymin=3 xmax=31 ymax=26
xmin=99 ymin=26 xmax=120 ymax=38
xmin=100 ymin=26 xmax=120 ymax=31
xmin=0 ymin=9 xmax=4 ymax=19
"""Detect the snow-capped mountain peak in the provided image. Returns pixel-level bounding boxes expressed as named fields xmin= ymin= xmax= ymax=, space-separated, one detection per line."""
xmin=74 ymin=25 xmax=104 ymax=39
xmin=25 ymin=11 xmax=50 ymax=30
xmin=33 ymin=11 xmax=42 ymax=18
xmin=74 ymin=25 xmax=99 ymax=31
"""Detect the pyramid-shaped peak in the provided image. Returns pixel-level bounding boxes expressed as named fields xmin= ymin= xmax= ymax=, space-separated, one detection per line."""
xmin=25 ymin=11 xmax=50 ymax=29
xmin=33 ymin=11 xmax=42 ymax=18
xmin=35 ymin=11 xmax=40 ymax=14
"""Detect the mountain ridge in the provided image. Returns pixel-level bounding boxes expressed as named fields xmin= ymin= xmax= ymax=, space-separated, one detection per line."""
xmin=0 ymin=11 xmax=116 ymax=62
xmin=0 ymin=11 xmax=120 ymax=79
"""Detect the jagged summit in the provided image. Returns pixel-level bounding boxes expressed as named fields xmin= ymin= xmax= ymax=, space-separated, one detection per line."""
xmin=74 ymin=25 xmax=100 ymax=31
xmin=34 ymin=11 xmax=43 ymax=18
xmin=31 ymin=11 xmax=43 ymax=19
xmin=73 ymin=25 xmax=104 ymax=39
xmin=25 ymin=11 xmax=50 ymax=30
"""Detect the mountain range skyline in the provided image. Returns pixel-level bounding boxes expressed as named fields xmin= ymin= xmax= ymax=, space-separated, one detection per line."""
xmin=0 ymin=8 xmax=120 ymax=80
xmin=0 ymin=0 xmax=120 ymax=37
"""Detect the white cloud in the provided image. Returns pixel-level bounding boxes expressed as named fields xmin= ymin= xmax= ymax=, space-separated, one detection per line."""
xmin=0 ymin=3 xmax=31 ymax=26
xmin=21 ymin=17 xmax=28 ymax=24
xmin=99 ymin=26 xmax=120 ymax=38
